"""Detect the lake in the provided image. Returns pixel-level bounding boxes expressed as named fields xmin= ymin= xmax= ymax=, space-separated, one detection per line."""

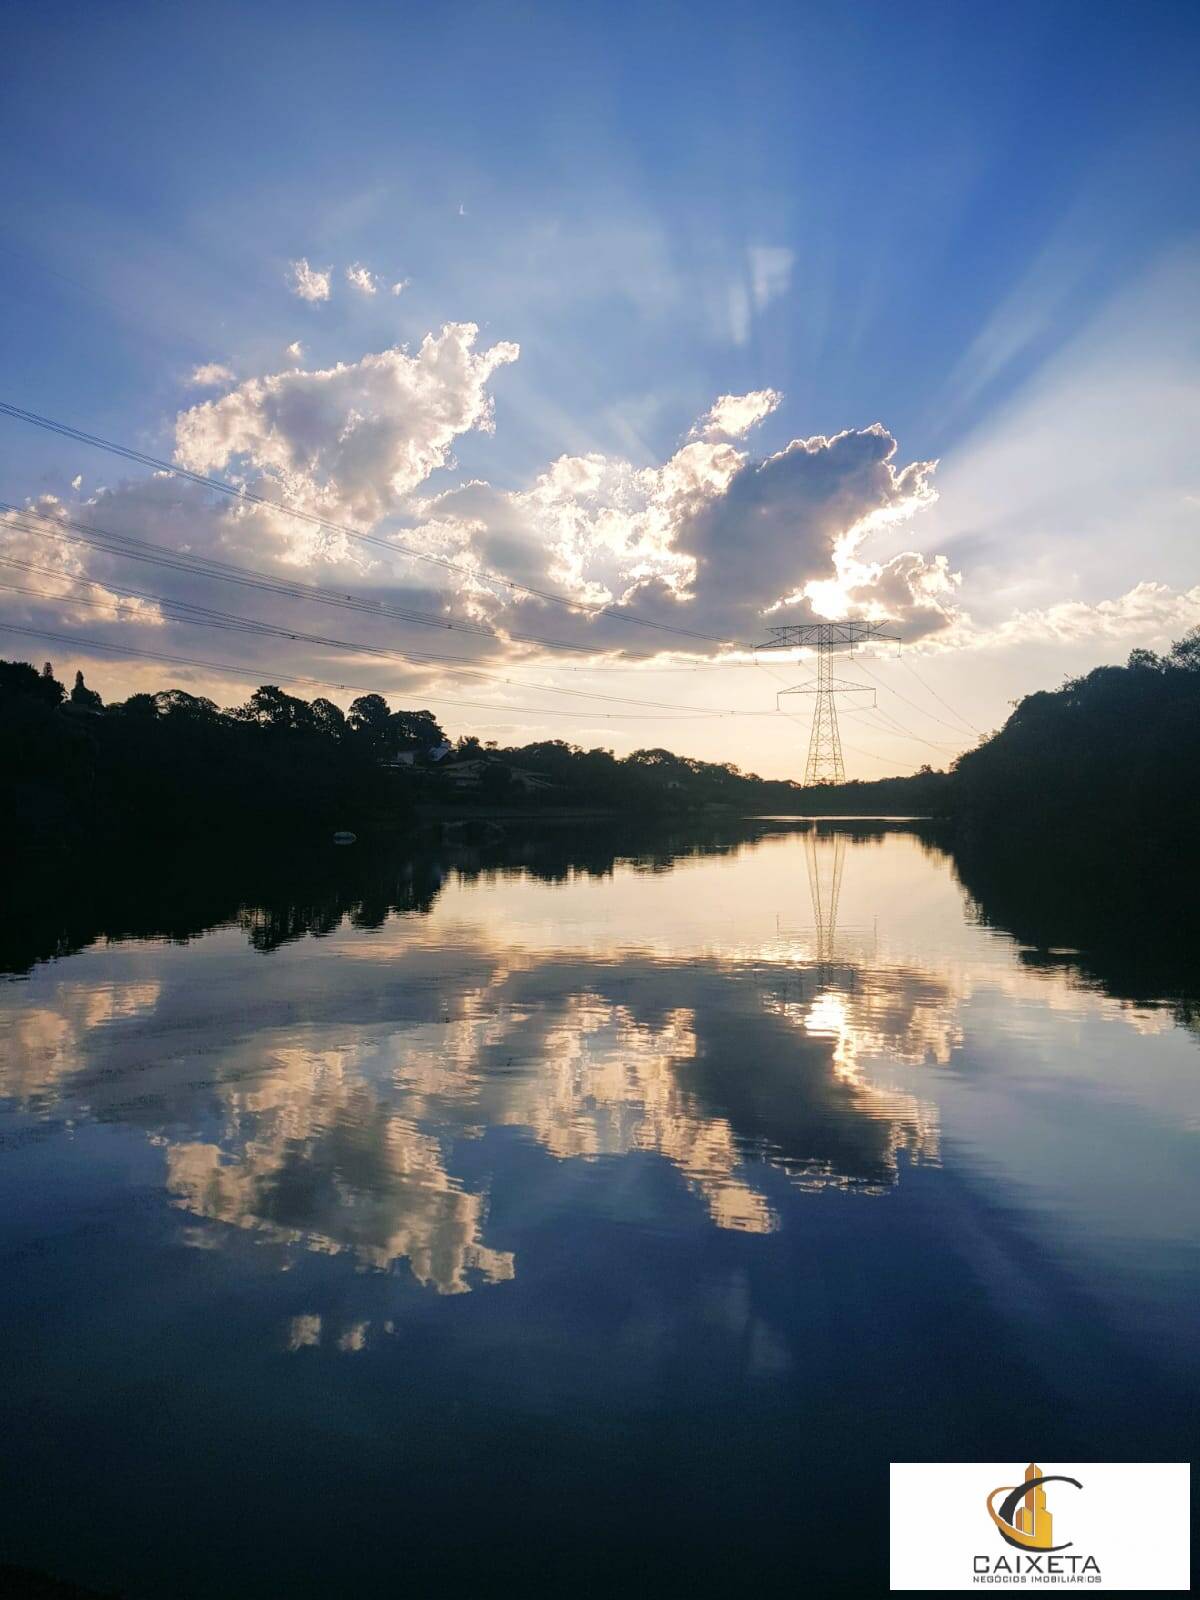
xmin=1 ymin=819 xmax=1196 ymax=1597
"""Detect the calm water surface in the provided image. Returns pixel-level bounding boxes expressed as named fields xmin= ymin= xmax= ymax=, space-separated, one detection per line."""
xmin=1 ymin=821 xmax=1196 ymax=1596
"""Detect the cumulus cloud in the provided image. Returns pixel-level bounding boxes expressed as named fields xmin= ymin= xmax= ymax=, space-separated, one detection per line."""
xmin=173 ymin=322 xmax=520 ymax=525
xmin=3 ymin=334 xmax=958 ymax=717
xmin=345 ymin=262 xmax=378 ymax=296
xmin=289 ymin=258 xmax=331 ymax=303
xmin=189 ymin=362 xmax=234 ymax=388
xmin=668 ymin=425 xmax=940 ymax=637
xmin=390 ymin=279 xmax=409 ymax=296
xmin=286 ymin=341 xmax=304 ymax=359
xmin=0 ymin=496 xmax=165 ymax=626
xmin=693 ymin=389 xmax=783 ymax=440
xmin=0 ymin=326 xmax=530 ymax=702
xmin=0 ymin=469 xmax=483 ymax=713
xmin=414 ymin=420 xmax=948 ymax=648
xmin=949 ymin=580 xmax=1200 ymax=653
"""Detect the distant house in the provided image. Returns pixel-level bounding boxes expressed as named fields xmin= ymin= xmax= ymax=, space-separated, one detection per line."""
xmin=380 ymin=739 xmax=455 ymax=771
xmin=444 ymin=757 xmax=490 ymax=791
xmin=508 ymin=767 xmax=557 ymax=795
xmin=439 ymin=755 xmax=559 ymax=796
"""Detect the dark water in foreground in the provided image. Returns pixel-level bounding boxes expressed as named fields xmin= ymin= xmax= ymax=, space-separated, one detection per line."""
xmin=1 ymin=820 xmax=1196 ymax=1597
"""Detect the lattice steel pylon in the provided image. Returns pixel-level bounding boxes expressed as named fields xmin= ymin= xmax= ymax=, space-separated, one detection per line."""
xmin=756 ymin=621 xmax=899 ymax=785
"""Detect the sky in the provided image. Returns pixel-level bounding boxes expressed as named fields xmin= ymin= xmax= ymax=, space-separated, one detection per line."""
xmin=1 ymin=0 xmax=1197 ymax=779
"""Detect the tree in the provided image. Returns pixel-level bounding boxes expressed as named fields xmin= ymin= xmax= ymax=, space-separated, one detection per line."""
xmin=70 ymin=670 xmax=103 ymax=710
xmin=1127 ymin=647 xmax=1162 ymax=672
xmin=311 ymin=698 xmax=348 ymax=740
xmin=155 ymin=689 xmax=219 ymax=720
xmin=348 ymin=693 xmax=392 ymax=749
xmin=1167 ymin=628 xmax=1200 ymax=671
xmin=627 ymin=748 xmax=688 ymax=776
xmin=234 ymin=685 xmax=316 ymax=732
xmin=389 ymin=708 xmax=446 ymax=752
xmin=0 ymin=659 xmax=65 ymax=706
xmin=117 ymin=693 xmax=160 ymax=720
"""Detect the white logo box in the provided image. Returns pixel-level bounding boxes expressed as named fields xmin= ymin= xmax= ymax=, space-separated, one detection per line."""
xmin=890 ymin=1462 xmax=1190 ymax=1592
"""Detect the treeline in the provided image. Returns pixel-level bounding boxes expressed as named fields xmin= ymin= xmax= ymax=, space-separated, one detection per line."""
xmin=948 ymin=629 xmax=1200 ymax=863
xmin=0 ymin=663 xmax=433 ymax=853
xmin=9 ymin=628 xmax=1194 ymax=858
xmin=0 ymin=659 xmax=947 ymax=853
xmin=446 ymin=734 xmax=949 ymax=816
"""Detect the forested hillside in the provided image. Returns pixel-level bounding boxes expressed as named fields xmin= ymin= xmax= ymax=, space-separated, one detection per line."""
xmin=949 ymin=629 xmax=1200 ymax=861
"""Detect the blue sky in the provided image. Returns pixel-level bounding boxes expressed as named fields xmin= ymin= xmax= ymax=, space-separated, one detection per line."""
xmin=1 ymin=0 xmax=1198 ymax=777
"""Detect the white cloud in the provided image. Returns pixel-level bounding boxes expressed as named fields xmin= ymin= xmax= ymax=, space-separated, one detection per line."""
xmin=289 ymin=258 xmax=331 ymax=303
xmin=0 ymin=496 xmax=165 ymax=625
xmin=70 ymin=474 xmax=82 ymax=490
xmin=286 ymin=341 xmax=304 ymax=359
xmin=345 ymin=262 xmax=378 ymax=296
xmin=5 ymin=344 xmax=957 ymax=721
xmin=949 ymin=581 xmax=1200 ymax=653
xmin=173 ymin=322 xmax=520 ymax=524
xmin=415 ymin=418 xmax=948 ymax=646
xmin=390 ymin=279 xmax=409 ymax=296
xmin=189 ymin=362 xmax=234 ymax=388
xmin=693 ymin=389 xmax=783 ymax=440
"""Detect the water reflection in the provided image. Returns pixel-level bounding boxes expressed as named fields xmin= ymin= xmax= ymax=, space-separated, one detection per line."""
xmin=6 ymin=818 xmax=1193 ymax=1302
xmin=2 ymin=947 xmax=943 ymax=1290
xmin=1 ymin=819 xmax=1197 ymax=1598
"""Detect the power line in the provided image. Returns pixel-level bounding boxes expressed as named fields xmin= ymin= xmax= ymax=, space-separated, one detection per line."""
xmin=852 ymin=653 xmax=976 ymax=739
xmin=0 ymin=614 xmax=925 ymax=779
xmin=0 ymin=416 xmax=979 ymax=760
xmin=0 ymin=401 xmax=732 ymax=646
xmin=0 ymin=621 xmax=734 ymax=723
xmin=755 ymin=652 xmax=956 ymax=762
xmin=5 ymin=504 xmax=953 ymax=743
xmin=773 ymin=703 xmax=920 ymax=773
xmin=755 ymin=655 xmax=928 ymax=772
xmin=0 ymin=562 xmax=738 ymax=715
xmin=0 ymin=499 xmax=691 ymax=664
xmin=898 ymin=653 xmax=983 ymax=736
xmin=857 ymin=702 xmax=959 ymax=754
xmin=0 ymin=404 xmax=960 ymax=773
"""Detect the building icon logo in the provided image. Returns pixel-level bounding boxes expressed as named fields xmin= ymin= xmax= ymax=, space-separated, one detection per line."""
xmin=985 ymin=1461 xmax=1082 ymax=1552
xmin=893 ymin=1461 xmax=1189 ymax=1588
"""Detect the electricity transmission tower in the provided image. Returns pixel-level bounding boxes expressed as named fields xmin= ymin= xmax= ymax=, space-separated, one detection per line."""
xmin=756 ymin=621 xmax=899 ymax=785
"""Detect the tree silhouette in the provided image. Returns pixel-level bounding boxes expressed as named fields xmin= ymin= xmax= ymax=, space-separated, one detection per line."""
xmin=70 ymin=670 xmax=103 ymax=711
xmin=310 ymin=697 xmax=348 ymax=740
xmin=347 ymin=693 xmax=392 ymax=754
xmin=389 ymin=708 xmax=446 ymax=752
xmin=1 ymin=660 xmax=64 ymax=707
xmin=233 ymin=684 xmax=316 ymax=731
